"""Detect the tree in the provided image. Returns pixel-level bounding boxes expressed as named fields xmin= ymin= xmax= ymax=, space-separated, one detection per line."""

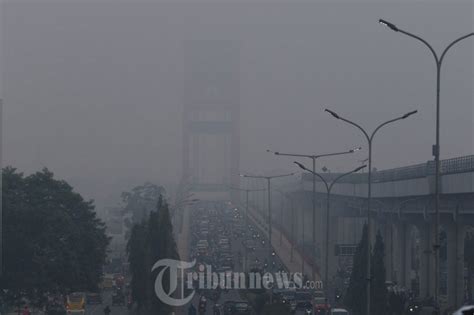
xmin=126 ymin=194 xmax=179 ymax=314
xmin=150 ymin=196 xmax=179 ymax=314
xmin=345 ymin=224 xmax=368 ymax=315
xmin=371 ymin=230 xmax=388 ymax=314
xmin=121 ymin=182 xmax=165 ymax=226
xmin=1 ymin=167 xmax=109 ymax=296
xmin=127 ymin=221 xmax=149 ymax=311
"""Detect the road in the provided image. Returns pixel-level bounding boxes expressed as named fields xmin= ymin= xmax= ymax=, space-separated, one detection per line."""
xmin=85 ymin=291 xmax=128 ymax=315
xmin=173 ymin=203 xmax=299 ymax=315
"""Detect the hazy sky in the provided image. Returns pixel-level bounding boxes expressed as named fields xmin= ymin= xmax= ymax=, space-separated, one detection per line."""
xmin=1 ymin=0 xmax=473 ymax=207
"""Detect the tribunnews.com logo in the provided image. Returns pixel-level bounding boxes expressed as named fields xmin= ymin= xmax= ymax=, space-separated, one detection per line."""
xmin=152 ymin=259 xmax=323 ymax=306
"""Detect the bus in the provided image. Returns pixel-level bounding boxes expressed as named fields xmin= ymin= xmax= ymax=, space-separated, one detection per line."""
xmin=66 ymin=292 xmax=85 ymax=315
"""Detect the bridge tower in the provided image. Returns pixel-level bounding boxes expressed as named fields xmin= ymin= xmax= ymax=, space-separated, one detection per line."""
xmin=182 ymin=40 xmax=240 ymax=201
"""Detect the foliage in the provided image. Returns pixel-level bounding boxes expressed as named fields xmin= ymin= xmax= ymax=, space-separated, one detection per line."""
xmin=346 ymin=226 xmax=390 ymax=315
xmin=1 ymin=167 xmax=109 ymax=295
xmin=127 ymin=195 xmax=179 ymax=314
xmin=121 ymin=182 xmax=165 ymax=227
xmin=127 ymin=222 xmax=149 ymax=310
xmin=345 ymin=224 xmax=368 ymax=315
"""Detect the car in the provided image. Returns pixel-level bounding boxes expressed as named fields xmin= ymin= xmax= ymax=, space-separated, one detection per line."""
xmin=280 ymin=291 xmax=296 ymax=305
xmin=233 ymin=301 xmax=251 ymax=314
xmin=452 ymin=305 xmax=474 ymax=315
xmin=294 ymin=291 xmax=313 ymax=310
xmin=331 ymin=308 xmax=349 ymax=315
xmin=85 ymin=292 xmax=102 ymax=305
xmin=114 ymin=274 xmax=125 ymax=288
xmin=223 ymin=301 xmax=235 ymax=315
xmin=101 ymin=274 xmax=114 ymax=290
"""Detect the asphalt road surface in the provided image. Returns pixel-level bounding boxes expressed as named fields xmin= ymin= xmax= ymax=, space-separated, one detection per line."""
xmin=85 ymin=291 xmax=128 ymax=315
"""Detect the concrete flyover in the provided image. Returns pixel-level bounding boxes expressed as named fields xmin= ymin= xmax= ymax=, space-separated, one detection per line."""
xmin=275 ymin=155 xmax=474 ymax=309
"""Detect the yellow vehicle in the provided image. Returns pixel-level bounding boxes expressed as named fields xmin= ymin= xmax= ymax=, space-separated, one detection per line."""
xmin=101 ymin=274 xmax=114 ymax=290
xmin=66 ymin=292 xmax=85 ymax=315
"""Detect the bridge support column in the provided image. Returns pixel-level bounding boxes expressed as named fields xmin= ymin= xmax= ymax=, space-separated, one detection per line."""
xmin=394 ymin=222 xmax=412 ymax=288
xmin=446 ymin=221 xmax=466 ymax=308
xmin=419 ymin=221 xmax=435 ymax=298
xmin=384 ymin=220 xmax=395 ymax=282
xmin=327 ymin=215 xmax=340 ymax=285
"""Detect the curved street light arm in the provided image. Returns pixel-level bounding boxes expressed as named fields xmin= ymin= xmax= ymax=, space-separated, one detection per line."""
xmin=315 ymin=147 xmax=362 ymax=159
xmin=310 ymin=171 xmax=330 ymax=192
xmin=339 ymin=116 xmax=371 ymax=142
xmin=397 ymin=28 xmax=439 ymax=64
xmin=241 ymin=174 xmax=265 ymax=179
xmin=271 ymin=147 xmax=362 ymax=159
xmin=270 ymin=173 xmax=296 ymax=179
xmin=325 ymin=109 xmax=371 ymax=142
xmin=294 ymin=161 xmax=330 ymax=191
xmin=370 ymin=116 xmax=405 ymax=142
xmin=370 ymin=110 xmax=418 ymax=142
xmin=276 ymin=152 xmax=314 ymax=158
xmin=328 ymin=165 xmax=367 ymax=193
xmin=439 ymin=32 xmax=474 ymax=65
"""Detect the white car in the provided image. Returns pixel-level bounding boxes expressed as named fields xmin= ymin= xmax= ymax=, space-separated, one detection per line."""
xmin=452 ymin=305 xmax=474 ymax=315
xmin=331 ymin=308 xmax=349 ymax=315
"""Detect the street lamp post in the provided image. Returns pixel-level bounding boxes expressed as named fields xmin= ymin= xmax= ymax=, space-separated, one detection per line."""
xmin=267 ymin=147 xmax=361 ymax=280
xmin=229 ymin=186 xmax=265 ymax=271
xmin=240 ymin=173 xmax=294 ymax=265
xmin=378 ymin=20 xmax=473 ymax=309
xmin=325 ymin=108 xmax=418 ymax=315
xmin=295 ymin=162 xmax=366 ymax=304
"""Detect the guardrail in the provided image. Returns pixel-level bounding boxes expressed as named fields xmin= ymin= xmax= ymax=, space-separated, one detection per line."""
xmin=302 ymin=155 xmax=474 ymax=184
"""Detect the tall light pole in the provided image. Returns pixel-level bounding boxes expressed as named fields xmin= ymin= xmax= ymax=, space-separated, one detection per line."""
xmin=267 ymin=147 xmax=361 ymax=280
xmin=325 ymin=108 xmax=418 ymax=315
xmin=378 ymin=20 xmax=473 ymax=309
xmin=240 ymin=173 xmax=294 ymax=264
xmin=295 ymin=162 xmax=366 ymax=304
xmin=229 ymin=186 xmax=265 ymax=271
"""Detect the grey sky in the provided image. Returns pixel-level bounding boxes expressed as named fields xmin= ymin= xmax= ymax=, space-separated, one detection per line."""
xmin=1 ymin=0 xmax=473 ymax=207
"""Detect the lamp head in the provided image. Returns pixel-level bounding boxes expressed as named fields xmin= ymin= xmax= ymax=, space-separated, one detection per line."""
xmin=294 ymin=161 xmax=307 ymax=171
xmin=379 ymin=19 xmax=399 ymax=32
xmin=354 ymin=165 xmax=367 ymax=172
xmin=325 ymin=108 xmax=340 ymax=119
xmin=402 ymin=110 xmax=418 ymax=119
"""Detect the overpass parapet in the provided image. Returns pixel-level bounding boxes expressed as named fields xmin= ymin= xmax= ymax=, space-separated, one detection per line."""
xmin=300 ymin=155 xmax=474 ymax=197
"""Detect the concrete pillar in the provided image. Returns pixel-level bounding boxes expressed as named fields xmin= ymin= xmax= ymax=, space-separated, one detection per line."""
xmin=456 ymin=225 xmax=466 ymax=306
xmin=419 ymin=222 xmax=434 ymax=298
xmin=446 ymin=222 xmax=458 ymax=308
xmin=405 ymin=226 xmax=414 ymax=291
xmin=446 ymin=221 xmax=467 ymax=307
xmin=384 ymin=220 xmax=394 ymax=282
xmin=394 ymin=222 xmax=407 ymax=286
xmin=328 ymin=215 xmax=340 ymax=281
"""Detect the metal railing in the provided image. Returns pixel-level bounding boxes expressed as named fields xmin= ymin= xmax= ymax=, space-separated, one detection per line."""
xmin=302 ymin=155 xmax=474 ymax=184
